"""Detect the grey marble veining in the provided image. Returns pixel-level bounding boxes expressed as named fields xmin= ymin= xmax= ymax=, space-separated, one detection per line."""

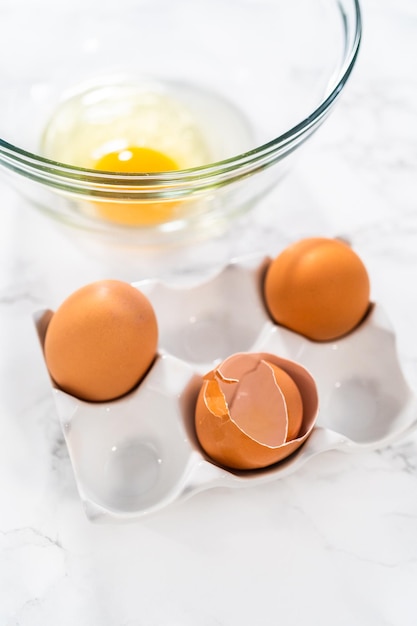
xmin=1 ymin=0 xmax=417 ymax=623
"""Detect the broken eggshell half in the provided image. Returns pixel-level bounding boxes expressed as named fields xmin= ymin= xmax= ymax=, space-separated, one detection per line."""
xmin=33 ymin=255 xmax=417 ymax=522
xmin=195 ymin=352 xmax=319 ymax=470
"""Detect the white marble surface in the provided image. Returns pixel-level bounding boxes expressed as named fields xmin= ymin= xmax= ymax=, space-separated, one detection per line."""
xmin=1 ymin=0 xmax=417 ymax=623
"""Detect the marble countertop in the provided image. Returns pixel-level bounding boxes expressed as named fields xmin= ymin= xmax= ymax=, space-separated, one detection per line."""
xmin=1 ymin=0 xmax=417 ymax=623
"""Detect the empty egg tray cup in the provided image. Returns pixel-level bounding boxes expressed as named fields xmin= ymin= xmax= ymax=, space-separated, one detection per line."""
xmin=35 ymin=255 xmax=417 ymax=522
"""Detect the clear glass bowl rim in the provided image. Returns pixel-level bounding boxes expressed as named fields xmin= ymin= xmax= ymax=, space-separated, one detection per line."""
xmin=0 ymin=0 xmax=361 ymax=195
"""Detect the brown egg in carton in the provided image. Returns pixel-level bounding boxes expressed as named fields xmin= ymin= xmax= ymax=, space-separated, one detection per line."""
xmin=34 ymin=238 xmax=417 ymax=522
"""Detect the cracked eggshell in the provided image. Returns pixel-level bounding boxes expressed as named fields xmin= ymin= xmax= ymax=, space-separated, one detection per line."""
xmin=195 ymin=352 xmax=319 ymax=470
xmin=33 ymin=255 xmax=417 ymax=522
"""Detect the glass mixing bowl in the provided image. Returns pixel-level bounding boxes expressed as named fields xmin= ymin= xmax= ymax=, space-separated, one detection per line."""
xmin=0 ymin=0 xmax=361 ymax=247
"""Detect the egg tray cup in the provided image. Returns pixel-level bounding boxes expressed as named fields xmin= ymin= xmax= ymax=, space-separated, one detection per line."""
xmin=35 ymin=255 xmax=417 ymax=523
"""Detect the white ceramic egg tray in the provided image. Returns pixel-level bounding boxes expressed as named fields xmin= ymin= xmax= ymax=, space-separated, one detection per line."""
xmin=35 ymin=255 xmax=417 ymax=523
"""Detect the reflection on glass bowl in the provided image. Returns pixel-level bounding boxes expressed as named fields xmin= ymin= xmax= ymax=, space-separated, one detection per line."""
xmin=0 ymin=0 xmax=361 ymax=247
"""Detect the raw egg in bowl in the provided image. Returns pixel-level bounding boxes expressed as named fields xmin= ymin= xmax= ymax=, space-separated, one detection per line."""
xmin=0 ymin=0 xmax=361 ymax=247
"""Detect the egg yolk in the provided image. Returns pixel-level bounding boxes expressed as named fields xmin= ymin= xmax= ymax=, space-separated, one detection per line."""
xmin=93 ymin=146 xmax=180 ymax=226
xmin=94 ymin=146 xmax=179 ymax=173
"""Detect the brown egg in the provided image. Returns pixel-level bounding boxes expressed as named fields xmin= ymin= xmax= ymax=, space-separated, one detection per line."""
xmin=264 ymin=237 xmax=371 ymax=341
xmin=44 ymin=280 xmax=158 ymax=402
xmin=195 ymin=352 xmax=318 ymax=471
